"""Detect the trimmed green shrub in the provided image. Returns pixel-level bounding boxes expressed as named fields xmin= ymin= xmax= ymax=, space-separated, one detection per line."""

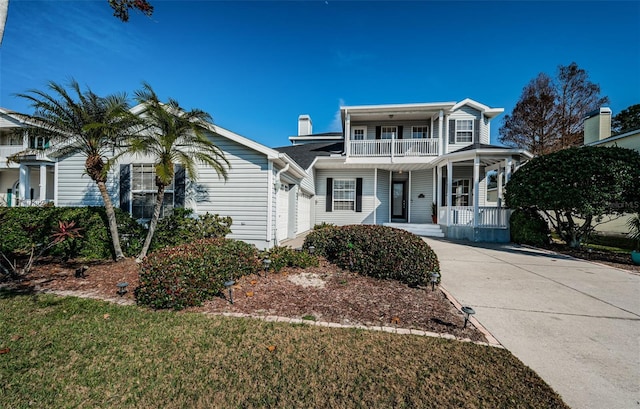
xmin=150 ymin=208 xmax=232 ymax=252
xmin=510 ymin=208 xmax=551 ymax=246
xmin=303 ymin=225 xmax=440 ymax=287
xmin=135 ymin=238 xmax=260 ymax=310
xmin=262 ymin=246 xmax=319 ymax=273
xmin=0 ymin=206 xmax=144 ymax=262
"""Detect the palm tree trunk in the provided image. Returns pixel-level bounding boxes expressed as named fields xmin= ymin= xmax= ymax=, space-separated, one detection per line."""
xmin=138 ymin=186 xmax=164 ymax=261
xmin=96 ymin=180 xmax=125 ymax=260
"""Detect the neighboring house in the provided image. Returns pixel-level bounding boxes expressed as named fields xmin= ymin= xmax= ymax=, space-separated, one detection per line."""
xmin=583 ymin=107 xmax=640 ymax=235
xmin=1 ymin=98 xmax=533 ymax=246
xmin=276 ymin=99 xmax=532 ymax=242
xmin=0 ymin=106 xmax=307 ymax=250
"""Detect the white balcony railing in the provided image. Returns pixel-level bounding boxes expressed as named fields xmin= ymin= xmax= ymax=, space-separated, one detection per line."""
xmin=349 ymin=139 xmax=439 ymax=157
xmin=439 ymin=206 xmax=511 ymax=228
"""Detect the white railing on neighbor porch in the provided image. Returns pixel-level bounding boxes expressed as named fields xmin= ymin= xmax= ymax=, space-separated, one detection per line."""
xmin=349 ymin=139 xmax=439 ymax=157
xmin=439 ymin=206 xmax=512 ymax=228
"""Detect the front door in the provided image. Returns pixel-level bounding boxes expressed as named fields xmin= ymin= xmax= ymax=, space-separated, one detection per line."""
xmin=392 ymin=181 xmax=407 ymax=221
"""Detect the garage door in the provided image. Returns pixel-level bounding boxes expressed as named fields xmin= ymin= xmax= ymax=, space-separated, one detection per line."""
xmin=276 ymin=184 xmax=289 ymax=242
xmin=297 ymin=192 xmax=311 ymax=233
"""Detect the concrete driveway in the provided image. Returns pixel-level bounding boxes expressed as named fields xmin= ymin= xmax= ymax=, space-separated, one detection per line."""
xmin=423 ymin=238 xmax=640 ymax=409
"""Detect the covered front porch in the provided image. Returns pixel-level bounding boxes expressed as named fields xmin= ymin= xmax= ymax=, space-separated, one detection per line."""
xmin=433 ymin=144 xmax=531 ymax=242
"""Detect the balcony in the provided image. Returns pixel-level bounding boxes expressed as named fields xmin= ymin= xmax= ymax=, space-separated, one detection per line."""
xmin=349 ymin=139 xmax=439 ymax=158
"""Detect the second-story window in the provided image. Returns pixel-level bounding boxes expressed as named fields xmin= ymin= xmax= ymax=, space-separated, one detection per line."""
xmin=455 ymin=120 xmax=474 ymax=143
xmin=352 ymin=128 xmax=365 ymax=140
xmin=381 ymin=126 xmax=397 ymax=139
xmin=412 ymin=126 xmax=429 ymax=139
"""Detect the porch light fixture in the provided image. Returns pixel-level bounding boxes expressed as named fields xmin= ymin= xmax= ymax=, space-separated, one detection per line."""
xmin=262 ymin=258 xmax=271 ymax=277
xmin=116 ymin=282 xmax=128 ymax=297
xmin=308 ymin=245 xmax=315 ymax=255
xmin=429 ymin=272 xmax=440 ymax=291
xmin=224 ymin=280 xmax=235 ymax=304
xmin=461 ymin=306 xmax=475 ymax=329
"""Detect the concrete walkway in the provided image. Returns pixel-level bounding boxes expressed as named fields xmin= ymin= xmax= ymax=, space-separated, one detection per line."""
xmin=423 ymin=238 xmax=640 ymax=409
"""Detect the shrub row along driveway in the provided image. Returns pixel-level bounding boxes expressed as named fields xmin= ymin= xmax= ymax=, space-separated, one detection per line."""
xmin=424 ymin=238 xmax=640 ymax=409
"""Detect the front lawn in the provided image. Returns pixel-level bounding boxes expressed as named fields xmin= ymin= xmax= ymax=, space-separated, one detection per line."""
xmin=0 ymin=291 xmax=568 ymax=408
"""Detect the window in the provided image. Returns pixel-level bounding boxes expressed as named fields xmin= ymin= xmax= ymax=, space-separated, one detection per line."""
xmin=486 ymin=170 xmax=498 ymax=203
xmin=131 ymin=164 xmax=174 ymax=220
xmin=381 ymin=126 xmax=397 ymax=139
xmin=455 ymin=120 xmax=473 ymax=143
xmin=29 ymin=136 xmax=50 ymax=149
xmin=411 ymin=126 xmax=429 ymax=139
xmin=452 ymin=179 xmax=471 ymax=206
xmin=333 ymin=179 xmax=356 ymax=210
xmin=352 ymin=127 xmax=366 ymax=140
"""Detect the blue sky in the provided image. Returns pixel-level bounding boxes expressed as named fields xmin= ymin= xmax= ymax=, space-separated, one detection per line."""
xmin=1 ymin=1 xmax=638 ymax=147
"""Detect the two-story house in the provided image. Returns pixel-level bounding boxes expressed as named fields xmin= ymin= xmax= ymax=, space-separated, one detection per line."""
xmin=1 ymin=98 xmax=532 ymax=246
xmin=277 ymin=99 xmax=532 ymax=242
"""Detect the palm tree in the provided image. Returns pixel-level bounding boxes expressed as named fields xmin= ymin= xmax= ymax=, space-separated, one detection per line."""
xmin=15 ymin=80 xmax=139 ymax=260
xmin=128 ymin=82 xmax=229 ymax=260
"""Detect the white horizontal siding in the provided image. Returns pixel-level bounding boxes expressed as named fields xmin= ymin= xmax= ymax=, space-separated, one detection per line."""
xmin=376 ymin=169 xmax=390 ymax=224
xmin=56 ymin=153 xmax=118 ymax=206
xmin=350 ymin=120 xmax=433 ymax=140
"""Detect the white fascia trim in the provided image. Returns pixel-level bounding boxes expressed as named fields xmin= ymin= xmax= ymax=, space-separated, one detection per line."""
xmin=450 ymin=98 xmax=504 ymax=118
xmin=586 ymin=129 xmax=640 ymax=146
xmin=288 ymin=136 xmax=343 ymax=142
xmin=340 ymin=102 xmax=457 ymax=120
xmin=432 ymin=148 xmax=533 ymax=165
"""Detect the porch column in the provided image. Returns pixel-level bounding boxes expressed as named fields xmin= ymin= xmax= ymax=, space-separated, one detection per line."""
xmin=345 ymin=112 xmax=350 ymax=156
xmin=19 ymin=164 xmax=29 ymax=204
xmin=473 ymin=155 xmax=480 ymax=228
xmin=438 ymin=110 xmax=444 ymax=156
xmin=39 ymin=164 xmax=47 ymax=202
xmin=373 ymin=168 xmax=377 ymax=224
xmin=436 ymin=165 xmax=442 ymax=220
xmin=497 ymin=166 xmax=504 ymax=207
xmin=407 ymin=171 xmax=411 ymax=222
xmin=505 ymin=157 xmax=513 ymax=184
xmin=446 ymin=161 xmax=453 ymax=226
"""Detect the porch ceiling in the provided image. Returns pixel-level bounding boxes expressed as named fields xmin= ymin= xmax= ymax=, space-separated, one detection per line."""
xmin=313 ymin=156 xmax=435 ymax=171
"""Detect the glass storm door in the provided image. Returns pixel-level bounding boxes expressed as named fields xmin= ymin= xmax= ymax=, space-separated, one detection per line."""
xmin=392 ymin=181 xmax=407 ymax=220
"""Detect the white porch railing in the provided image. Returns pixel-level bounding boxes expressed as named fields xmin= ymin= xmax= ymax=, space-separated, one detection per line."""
xmin=349 ymin=139 xmax=438 ymax=157
xmin=439 ymin=206 xmax=512 ymax=228
xmin=18 ymin=199 xmax=54 ymax=207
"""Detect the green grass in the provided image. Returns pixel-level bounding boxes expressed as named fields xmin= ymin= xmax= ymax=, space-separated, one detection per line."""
xmin=0 ymin=290 xmax=569 ymax=408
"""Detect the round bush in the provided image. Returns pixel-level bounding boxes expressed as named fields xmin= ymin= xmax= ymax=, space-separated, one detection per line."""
xmin=510 ymin=208 xmax=551 ymax=246
xmin=135 ymin=238 xmax=260 ymax=310
xmin=303 ymin=225 xmax=440 ymax=287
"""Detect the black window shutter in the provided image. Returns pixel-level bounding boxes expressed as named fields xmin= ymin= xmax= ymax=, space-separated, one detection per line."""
xmin=375 ymin=126 xmax=381 ymax=139
xmin=397 ymin=125 xmax=403 ymax=139
xmin=326 ymin=178 xmax=333 ymax=212
xmin=174 ymin=164 xmax=186 ymax=208
xmin=355 ymin=178 xmax=363 ymax=212
xmin=474 ymin=119 xmax=480 ymax=144
xmin=119 ymin=164 xmax=131 ymax=213
xmin=449 ymin=119 xmax=456 ymax=144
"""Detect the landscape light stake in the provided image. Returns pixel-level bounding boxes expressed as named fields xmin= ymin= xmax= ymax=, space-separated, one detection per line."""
xmin=430 ymin=272 xmax=440 ymax=291
xmin=116 ymin=282 xmax=129 ymax=297
xmin=461 ymin=306 xmax=475 ymax=329
xmin=308 ymin=245 xmax=315 ymax=255
xmin=262 ymin=258 xmax=271 ymax=277
xmin=224 ymin=280 xmax=235 ymax=304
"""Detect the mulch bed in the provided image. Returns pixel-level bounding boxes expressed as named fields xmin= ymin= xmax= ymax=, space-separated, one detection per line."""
xmin=543 ymin=244 xmax=640 ymax=273
xmin=2 ymin=257 xmax=486 ymax=342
